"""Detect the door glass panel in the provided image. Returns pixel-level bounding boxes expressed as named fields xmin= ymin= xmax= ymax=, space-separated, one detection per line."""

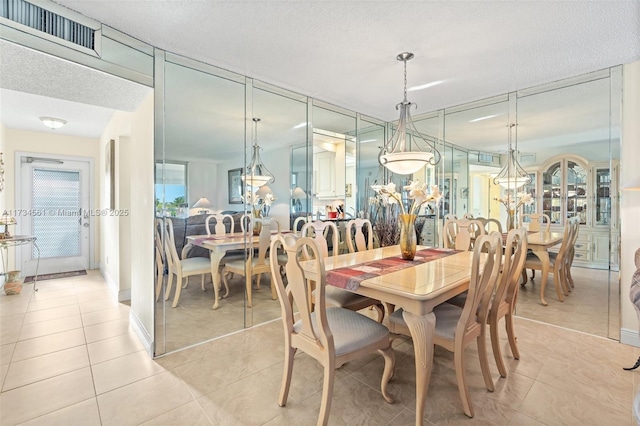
xmin=542 ymin=162 xmax=561 ymax=224
xmin=32 ymin=169 xmax=81 ymax=258
xmin=595 ymin=167 xmax=611 ymax=226
xmin=566 ymin=161 xmax=587 ymax=224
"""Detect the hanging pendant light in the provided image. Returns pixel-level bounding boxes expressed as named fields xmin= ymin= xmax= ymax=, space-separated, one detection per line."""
xmin=379 ymin=52 xmax=441 ymax=175
xmin=242 ymin=118 xmax=274 ymax=188
xmin=493 ymin=123 xmax=531 ymax=189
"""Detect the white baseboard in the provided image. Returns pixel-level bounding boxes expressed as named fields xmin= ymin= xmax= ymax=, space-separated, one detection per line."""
xmin=620 ymin=328 xmax=640 ymax=347
xmin=118 ymin=289 xmax=131 ymax=302
xmin=129 ymin=310 xmax=153 ymax=357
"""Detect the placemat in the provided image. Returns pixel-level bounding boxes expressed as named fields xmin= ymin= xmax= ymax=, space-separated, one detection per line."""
xmin=325 ymin=248 xmax=461 ymax=291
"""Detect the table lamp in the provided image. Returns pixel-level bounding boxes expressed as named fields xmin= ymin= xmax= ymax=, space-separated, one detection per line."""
xmin=192 ymin=197 xmax=212 ymax=214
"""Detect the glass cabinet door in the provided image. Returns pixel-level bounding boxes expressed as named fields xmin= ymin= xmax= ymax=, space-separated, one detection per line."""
xmin=566 ymin=161 xmax=588 ymax=225
xmin=595 ymin=167 xmax=611 ymax=226
xmin=542 ymin=162 xmax=562 ymax=224
xmin=521 ymin=172 xmax=537 ymax=217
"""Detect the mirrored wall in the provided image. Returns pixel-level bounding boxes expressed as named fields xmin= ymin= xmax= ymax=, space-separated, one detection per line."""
xmin=155 ymin=49 xmax=622 ymax=355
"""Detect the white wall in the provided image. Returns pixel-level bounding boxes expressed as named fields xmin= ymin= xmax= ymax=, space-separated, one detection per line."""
xmin=187 ymin=160 xmax=218 ymax=215
xmin=620 ymin=61 xmax=640 ymax=346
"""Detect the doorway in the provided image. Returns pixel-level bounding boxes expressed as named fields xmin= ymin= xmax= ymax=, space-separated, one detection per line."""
xmin=16 ymin=154 xmax=92 ymax=276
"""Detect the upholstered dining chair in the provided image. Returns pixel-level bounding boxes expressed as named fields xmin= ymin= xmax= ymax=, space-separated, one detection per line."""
xmin=522 ymin=217 xmax=579 ymax=301
xmin=269 ymin=234 xmax=395 ymax=426
xmin=222 ymin=217 xmax=275 ymax=308
xmin=205 ymin=213 xmax=234 ymax=236
xmin=301 ymin=220 xmax=385 ymax=322
xmin=389 ymin=232 xmax=503 ymax=418
xmin=163 ymin=218 xmax=213 ymax=308
xmin=154 ymin=218 xmax=165 ymax=302
xmin=345 ymin=218 xmax=374 ymax=253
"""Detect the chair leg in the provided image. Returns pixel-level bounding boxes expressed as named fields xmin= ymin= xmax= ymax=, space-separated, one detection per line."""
xmin=453 ymin=344 xmax=474 ymax=418
xmin=221 ymin=272 xmax=230 ymax=298
xmin=155 ymin=269 xmax=163 ymax=302
xmin=377 ymin=346 xmax=395 ymax=403
xmin=278 ymin=346 xmax=296 ymax=407
xmin=553 ymin=266 xmax=566 ymax=300
xmin=530 ymin=269 xmax=536 ymax=280
xmin=246 ymin=274 xmax=253 ymax=308
xmin=505 ymin=312 xmax=520 ymax=360
xmin=566 ymin=264 xmax=575 ymax=288
xmin=373 ymin=303 xmax=385 ymax=324
xmin=490 ymin=314 xmax=508 ymax=378
xmin=201 ymin=274 xmax=205 ymax=291
xmin=270 ymin=276 xmax=277 ymax=300
xmin=164 ymin=271 xmax=174 ymax=301
xmin=477 ymin=328 xmax=495 ymax=392
xmin=172 ymin=273 xmax=183 ymax=308
xmin=520 ymin=269 xmax=528 ymax=286
xmin=318 ymin=366 xmax=335 ymax=426
xmin=256 ymin=273 xmax=262 ymax=289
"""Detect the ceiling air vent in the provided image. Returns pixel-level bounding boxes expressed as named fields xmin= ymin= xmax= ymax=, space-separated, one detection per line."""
xmin=519 ymin=153 xmax=536 ymax=165
xmin=1 ymin=0 xmax=100 ymax=54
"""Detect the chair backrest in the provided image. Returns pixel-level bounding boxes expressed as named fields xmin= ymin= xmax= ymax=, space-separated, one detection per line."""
xmin=491 ymin=227 xmax=528 ymax=314
xmin=162 ymin=218 xmax=180 ymax=270
xmin=270 ymin=234 xmax=332 ymax=353
xmin=293 ymin=215 xmax=312 ymax=236
xmin=345 ymin=218 xmax=373 ymax=253
xmin=453 ymin=219 xmax=486 ymax=251
xmin=485 ymin=218 xmax=503 ymax=234
xmin=249 ymin=217 xmax=273 ymax=266
xmin=521 ymin=213 xmax=551 ymax=232
xmin=300 ymin=220 xmax=338 ymax=258
xmin=462 ymin=213 xmax=474 ymax=219
xmin=458 ymin=232 xmax=502 ymax=336
xmin=240 ymin=213 xmax=252 ymax=233
xmin=155 ymin=218 xmax=165 ymax=266
xmin=442 ymin=219 xmax=458 ymax=249
xmin=556 ymin=217 xmax=579 ymax=264
xmin=444 ymin=213 xmax=458 ymax=222
xmin=205 ymin=214 xmax=234 ymax=236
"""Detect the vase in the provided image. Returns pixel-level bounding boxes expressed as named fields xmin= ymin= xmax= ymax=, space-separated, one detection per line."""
xmin=399 ymin=214 xmax=417 ymax=260
xmin=507 ymin=209 xmax=516 ymax=231
xmin=252 ymin=209 xmax=262 ymax=235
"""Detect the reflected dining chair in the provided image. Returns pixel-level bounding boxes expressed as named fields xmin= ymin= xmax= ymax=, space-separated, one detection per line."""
xmin=270 ymin=234 xmax=395 ymax=426
xmin=205 ymin=213 xmax=234 ymax=236
xmin=443 ymin=219 xmax=486 ymax=251
xmin=222 ymin=217 xmax=275 ymax=307
xmin=163 ymin=218 xmax=213 ymax=308
xmin=302 ymin=220 xmax=384 ymax=322
xmin=345 ymin=218 xmax=374 ymax=253
xmin=389 ymin=232 xmax=503 ymax=417
xmin=520 ymin=213 xmax=550 ymax=280
xmin=154 ymin=218 xmax=166 ymax=302
xmin=522 ymin=217 xmax=579 ymax=301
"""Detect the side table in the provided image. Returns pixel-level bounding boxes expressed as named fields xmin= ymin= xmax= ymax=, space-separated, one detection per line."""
xmin=0 ymin=235 xmax=41 ymax=292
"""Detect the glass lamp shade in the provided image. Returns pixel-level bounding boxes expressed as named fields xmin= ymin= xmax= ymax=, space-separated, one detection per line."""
xmin=291 ymin=186 xmax=307 ymax=200
xmin=242 ymin=175 xmax=271 ymax=188
xmin=380 ymin=151 xmax=434 ymax=175
xmin=493 ymin=149 xmax=531 ymax=189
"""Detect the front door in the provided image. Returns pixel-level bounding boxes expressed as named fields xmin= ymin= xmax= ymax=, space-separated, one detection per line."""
xmin=17 ymin=155 xmax=91 ymax=275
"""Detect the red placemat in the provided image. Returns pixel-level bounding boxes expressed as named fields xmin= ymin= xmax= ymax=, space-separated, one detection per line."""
xmin=325 ymin=248 xmax=461 ymax=291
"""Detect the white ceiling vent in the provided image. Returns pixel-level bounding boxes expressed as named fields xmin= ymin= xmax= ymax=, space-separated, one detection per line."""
xmin=0 ymin=0 xmax=101 ymax=56
xmin=519 ymin=153 xmax=536 ymax=165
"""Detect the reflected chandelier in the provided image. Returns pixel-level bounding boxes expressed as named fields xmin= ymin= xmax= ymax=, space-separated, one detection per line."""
xmin=493 ymin=123 xmax=531 ymax=189
xmin=379 ymin=52 xmax=441 ymax=175
xmin=242 ymin=118 xmax=274 ymax=188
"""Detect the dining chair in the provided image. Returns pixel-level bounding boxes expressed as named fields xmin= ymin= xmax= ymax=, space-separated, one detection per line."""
xmin=154 ymin=218 xmax=166 ymax=302
xmin=562 ymin=217 xmax=581 ymax=291
xmin=442 ymin=218 xmax=458 ymax=249
xmin=388 ymin=232 xmax=503 ymax=417
xmin=484 ymin=218 xmax=503 ymax=234
xmin=446 ymin=219 xmax=486 ymax=251
xmin=269 ymin=234 xmax=395 ymax=426
xmin=345 ymin=218 xmax=374 ymax=253
xmin=205 ymin=213 xmax=234 ymax=235
xmin=301 ymin=220 xmax=384 ymax=322
xmin=240 ymin=212 xmax=252 ymax=234
xmin=163 ymin=218 xmax=213 ymax=308
xmin=293 ymin=215 xmax=312 ymax=236
xmin=222 ymin=217 xmax=275 ymax=308
xmin=521 ymin=213 xmax=551 ymax=232
xmin=522 ymin=217 xmax=578 ymax=301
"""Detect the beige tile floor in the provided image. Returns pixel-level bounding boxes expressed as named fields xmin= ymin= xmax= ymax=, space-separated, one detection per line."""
xmin=1 ymin=270 xmax=637 ymax=425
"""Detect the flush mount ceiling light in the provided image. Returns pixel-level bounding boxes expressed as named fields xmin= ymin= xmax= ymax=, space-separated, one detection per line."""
xmin=242 ymin=118 xmax=274 ymax=188
xmin=39 ymin=116 xmax=67 ymax=130
xmin=379 ymin=52 xmax=441 ymax=175
xmin=493 ymin=123 xmax=532 ymax=189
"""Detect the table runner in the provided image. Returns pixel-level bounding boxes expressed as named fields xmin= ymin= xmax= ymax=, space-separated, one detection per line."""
xmin=325 ymin=248 xmax=461 ymax=291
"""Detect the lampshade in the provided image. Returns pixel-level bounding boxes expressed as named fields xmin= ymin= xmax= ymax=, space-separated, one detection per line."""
xmin=242 ymin=118 xmax=274 ymax=188
xmin=378 ymin=52 xmax=441 ymax=175
xmin=39 ymin=116 xmax=67 ymax=130
xmin=255 ymin=185 xmax=274 ymax=198
xmin=292 ymin=186 xmax=307 ymax=200
xmin=192 ymin=197 xmax=212 ymax=208
xmin=493 ymin=124 xmax=531 ymax=189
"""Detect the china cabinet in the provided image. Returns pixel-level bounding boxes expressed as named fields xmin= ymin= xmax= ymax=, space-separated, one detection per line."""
xmin=524 ymin=155 xmax=618 ymax=270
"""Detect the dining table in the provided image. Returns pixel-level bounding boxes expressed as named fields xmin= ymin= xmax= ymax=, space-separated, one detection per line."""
xmin=299 ymin=245 xmax=478 ymax=426
xmin=522 ymin=231 xmax=564 ymax=306
xmin=185 ymin=230 xmax=292 ymax=309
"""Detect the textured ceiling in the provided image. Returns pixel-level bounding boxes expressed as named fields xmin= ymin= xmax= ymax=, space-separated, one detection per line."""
xmin=54 ymin=0 xmax=639 ymax=121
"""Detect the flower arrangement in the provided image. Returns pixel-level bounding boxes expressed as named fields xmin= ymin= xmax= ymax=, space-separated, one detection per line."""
xmin=243 ymin=191 xmax=276 ymax=217
xmin=495 ymin=191 xmax=533 ymax=230
xmin=373 ymin=180 xmax=441 ymax=216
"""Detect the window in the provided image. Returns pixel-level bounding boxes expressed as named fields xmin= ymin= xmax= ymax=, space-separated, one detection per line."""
xmin=155 ymin=161 xmax=188 ymax=215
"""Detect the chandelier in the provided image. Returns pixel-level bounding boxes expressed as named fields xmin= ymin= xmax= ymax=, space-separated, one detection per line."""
xmin=493 ymin=123 xmax=531 ymax=189
xmin=242 ymin=118 xmax=274 ymax=188
xmin=379 ymin=52 xmax=441 ymax=175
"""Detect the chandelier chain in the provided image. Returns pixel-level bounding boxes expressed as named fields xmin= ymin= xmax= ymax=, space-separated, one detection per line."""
xmin=403 ymin=58 xmax=408 ymax=102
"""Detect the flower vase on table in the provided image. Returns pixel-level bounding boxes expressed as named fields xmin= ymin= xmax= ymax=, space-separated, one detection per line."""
xmin=399 ymin=214 xmax=417 ymax=260
xmin=252 ymin=209 xmax=262 ymax=235
xmin=507 ymin=209 xmax=516 ymax=231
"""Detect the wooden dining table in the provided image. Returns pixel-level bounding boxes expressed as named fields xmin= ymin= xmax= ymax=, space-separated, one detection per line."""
xmin=523 ymin=231 xmax=564 ymax=306
xmin=300 ymin=245 xmax=478 ymax=426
